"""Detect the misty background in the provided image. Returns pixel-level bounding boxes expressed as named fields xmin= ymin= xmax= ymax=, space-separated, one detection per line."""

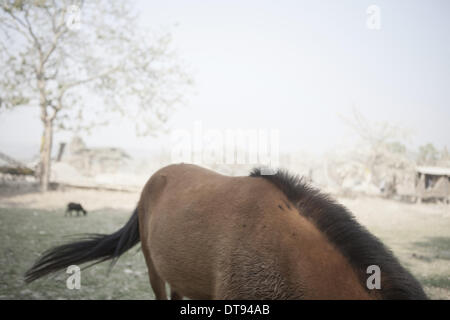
xmin=1 ymin=0 xmax=449 ymax=162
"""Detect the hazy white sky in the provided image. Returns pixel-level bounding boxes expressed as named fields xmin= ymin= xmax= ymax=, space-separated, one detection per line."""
xmin=1 ymin=0 xmax=449 ymax=161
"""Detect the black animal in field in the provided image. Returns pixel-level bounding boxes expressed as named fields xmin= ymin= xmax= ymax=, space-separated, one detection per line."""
xmin=65 ymin=202 xmax=88 ymax=217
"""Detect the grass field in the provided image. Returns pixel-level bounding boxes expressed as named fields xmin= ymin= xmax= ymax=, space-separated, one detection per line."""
xmin=0 ymin=193 xmax=449 ymax=300
xmin=0 ymin=207 xmax=153 ymax=300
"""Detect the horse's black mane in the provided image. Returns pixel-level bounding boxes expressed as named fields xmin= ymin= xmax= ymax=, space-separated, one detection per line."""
xmin=250 ymin=168 xmax=428 ymax=300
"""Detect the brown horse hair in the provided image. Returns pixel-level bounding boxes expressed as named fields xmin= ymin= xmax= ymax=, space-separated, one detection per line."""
xmin=249 ymin=168 xmax=428 ymax=300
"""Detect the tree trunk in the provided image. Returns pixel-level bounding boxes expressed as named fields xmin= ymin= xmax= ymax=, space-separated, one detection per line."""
xmin=39 ymin=120 xmax=53 ymax=192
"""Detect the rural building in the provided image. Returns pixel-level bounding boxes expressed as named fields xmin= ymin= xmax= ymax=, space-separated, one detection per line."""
xmin=415 ymin=166 xmax=450 ymax=203
xmin=58 ymin=136 xmax=131 ymax=175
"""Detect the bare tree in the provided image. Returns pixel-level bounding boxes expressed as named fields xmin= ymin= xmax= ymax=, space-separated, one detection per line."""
xmin=0 ymin=0 xmax=191 ymax=191
xmin=339 ymin=108 xmax=412 ymax=187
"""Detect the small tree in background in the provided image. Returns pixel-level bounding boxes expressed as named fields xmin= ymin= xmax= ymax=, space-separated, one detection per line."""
xmin=0 ymin=0 xmax=191 ymax=191
xmin=417 ymin=143 xmax=439 ymax=165
xmin=339 ymin=108 xmax=412 ymax=186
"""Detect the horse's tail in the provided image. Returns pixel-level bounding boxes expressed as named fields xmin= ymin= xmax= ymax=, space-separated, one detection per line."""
xmin=24 ymin=208 xmax=140 ymax=283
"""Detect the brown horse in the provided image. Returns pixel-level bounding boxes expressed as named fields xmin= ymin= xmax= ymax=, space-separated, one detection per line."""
xmin=25 ymin=163 xmax=427 ymax=299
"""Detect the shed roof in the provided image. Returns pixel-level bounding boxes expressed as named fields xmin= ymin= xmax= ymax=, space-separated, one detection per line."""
xmin=416 ymin=166 xmax=450 ymax=176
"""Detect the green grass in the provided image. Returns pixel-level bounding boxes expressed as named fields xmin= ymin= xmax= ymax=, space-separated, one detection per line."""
xmin=419 ymin=275 xmax=450 ymax=290
xmin=1 ymin=205 xmax=449 ymax=300
xmin=413 ymin=237 xmax=450 ymax=260
xmin=0 ymin=207 xmax=154 ymax=300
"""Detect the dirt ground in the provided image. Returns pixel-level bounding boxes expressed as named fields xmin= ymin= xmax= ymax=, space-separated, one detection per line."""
xmin=0 ymin=182 xmax=140 ymax=211
xmin=339 ymin=196 xmax=450 ymax=299
xmin=0 ymin=183 xmax=449 ymax=299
